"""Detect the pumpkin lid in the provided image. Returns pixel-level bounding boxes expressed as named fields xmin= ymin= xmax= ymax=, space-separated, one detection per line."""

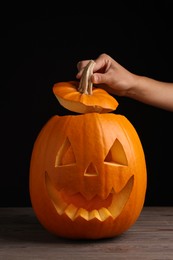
xmin=53 ymin=60 xmax=119 ymax=114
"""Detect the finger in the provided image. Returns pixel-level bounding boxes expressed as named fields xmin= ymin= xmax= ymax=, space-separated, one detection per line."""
xmin=92 ymin=73 xmax=104 ymax=84
xmin=94 ymin=55 xmax=111 ymax=73
xmin=77 ymin=60 xmax=90 ymax=70
xmin=76 ymin=70 xmax=84 ymax=79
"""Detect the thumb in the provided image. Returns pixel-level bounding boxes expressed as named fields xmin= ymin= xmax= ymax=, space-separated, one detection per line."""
xmin=92 ymin=73 xmax=107 ymax=84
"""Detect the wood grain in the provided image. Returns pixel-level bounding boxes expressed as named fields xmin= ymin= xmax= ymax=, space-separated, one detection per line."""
xmin=0 ymin=207 xmax=173 ymax=259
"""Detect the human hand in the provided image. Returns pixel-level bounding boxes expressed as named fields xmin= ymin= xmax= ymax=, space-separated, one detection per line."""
xmin=76 ymin=53 xmax=137 ymax=96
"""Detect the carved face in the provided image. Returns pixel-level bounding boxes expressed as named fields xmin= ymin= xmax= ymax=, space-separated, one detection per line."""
xmin=30 ymin=113 xmax=147 ymax=239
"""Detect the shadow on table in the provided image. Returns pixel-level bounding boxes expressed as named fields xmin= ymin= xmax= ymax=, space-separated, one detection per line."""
xmin=0 ymin=209 xmax=127 ymax=244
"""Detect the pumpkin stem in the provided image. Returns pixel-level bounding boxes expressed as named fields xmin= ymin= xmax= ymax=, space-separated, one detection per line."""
xmin=78 ymin=60 xmax=95 ymax=95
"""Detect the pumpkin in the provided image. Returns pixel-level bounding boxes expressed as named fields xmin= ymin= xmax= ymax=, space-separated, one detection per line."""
xmin=29 ymin=60 xmax=147 ymax=239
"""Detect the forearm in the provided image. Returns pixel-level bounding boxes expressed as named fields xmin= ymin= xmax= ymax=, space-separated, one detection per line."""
xmin=126 ymin=76 xmax=173 ymax=111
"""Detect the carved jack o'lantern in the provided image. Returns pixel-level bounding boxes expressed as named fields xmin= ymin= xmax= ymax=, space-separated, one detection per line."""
xmin=29 ymin=60 xmax=147 ymax=239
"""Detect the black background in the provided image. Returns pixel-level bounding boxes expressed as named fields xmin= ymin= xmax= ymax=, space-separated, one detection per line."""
xmin=1 ymin=3 xmax=173 ymax=206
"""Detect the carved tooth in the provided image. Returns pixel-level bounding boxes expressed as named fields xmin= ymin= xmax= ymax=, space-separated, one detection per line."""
xmin=99 ymin=207 xmax=112 ymax=221
xmin=89 ymin=209 xmax=102 ymax=221
xmin=110 ymin=188 xmax=115 ymax=194
xmin=52 ymin=201 xmax=67 ymax=215
xmin=64 ymin=204 xmax=78 ymax=220
xmin=74 ymin=208 xmax=89 ymax=220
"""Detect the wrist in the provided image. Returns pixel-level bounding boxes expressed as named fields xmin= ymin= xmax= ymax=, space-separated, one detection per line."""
xmin=126 ymin=74 xmax=144 ymax=98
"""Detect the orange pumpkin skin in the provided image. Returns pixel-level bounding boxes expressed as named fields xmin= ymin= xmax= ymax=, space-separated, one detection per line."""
xmin=29 ymin=113 xmax=147 ymax=239
xmin=53 ymin=81 xmax=119 ymax=113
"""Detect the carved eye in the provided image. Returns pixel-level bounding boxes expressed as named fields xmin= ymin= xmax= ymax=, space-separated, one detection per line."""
xmin=104 ymin=139 xmax=128 ymax=166
xmin=55 ymin=138 xmax=76 ymax=166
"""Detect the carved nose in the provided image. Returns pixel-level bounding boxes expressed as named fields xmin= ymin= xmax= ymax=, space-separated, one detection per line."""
xmin=84 ymin=162 xmax=98 ymax=176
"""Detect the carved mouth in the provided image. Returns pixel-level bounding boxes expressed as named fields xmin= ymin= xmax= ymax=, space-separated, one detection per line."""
xmin=45 ymin=172 xmax=134 ymax=222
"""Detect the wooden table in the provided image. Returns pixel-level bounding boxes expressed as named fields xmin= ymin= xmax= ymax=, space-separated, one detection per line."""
xmin=0 ymin=207 xmax=173 ymax=259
